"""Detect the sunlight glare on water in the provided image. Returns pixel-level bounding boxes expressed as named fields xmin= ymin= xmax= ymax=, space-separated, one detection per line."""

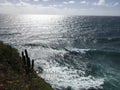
xmin=1 ymin=15 xmax=120 ymax=90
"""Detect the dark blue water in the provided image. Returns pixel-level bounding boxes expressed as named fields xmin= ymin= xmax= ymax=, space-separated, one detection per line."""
xmin=0 ymin=15 xmax=120 ymax=90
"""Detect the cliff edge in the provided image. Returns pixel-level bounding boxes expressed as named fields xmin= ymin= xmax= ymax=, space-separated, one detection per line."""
xmin=0 ymin=41 xmax=53 ymax=90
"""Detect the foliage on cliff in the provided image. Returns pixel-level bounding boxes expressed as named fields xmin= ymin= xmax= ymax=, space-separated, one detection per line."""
xmin=0 ymin=41 xmax=53 ymax=90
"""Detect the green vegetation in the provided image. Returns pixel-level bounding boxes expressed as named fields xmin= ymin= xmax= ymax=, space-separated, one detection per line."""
xmin=0 ymin=41 xmax=53 ymax=90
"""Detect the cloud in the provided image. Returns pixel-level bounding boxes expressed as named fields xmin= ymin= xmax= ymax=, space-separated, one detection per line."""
xmin=63 ymin=1 xmax=68 ymax=4
xmin=94 ymin=0 xmax=105 ymax=6
xmin=63 ymin=1 xmax=75 ymax=4
xmin=49 ymin=4 xmax=63 ymax=8
xmin=93 ymin=0 xmax=120 ymax=7
xmin=33 ymin=0 xmax=39 ymax=2
xmin=0 ymin=1 xmax=78 ymax=15
xmin=0 ymin=0 xmax=119 ymax=16
xmin=30 ymin=0 xmax=49 ymax=2
xmin=42 ymin=0 xmax=49 ymax=2
xmin=16 ymin=1 xmax=31 ymax=6
xmin=0 ymin=2 xmax=12 ymax=6
xmin=0 ymin=6 xmax=79 ymax=15
xmin=113 ymin=2 xmax=119 ymax=6
xmin=80 ymin=0 xmax=87 ymax=4
xmin=69 ymin=1 xmax=75 ymax=4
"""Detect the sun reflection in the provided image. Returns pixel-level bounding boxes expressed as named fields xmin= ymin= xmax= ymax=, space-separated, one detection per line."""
xmin=19 ymin=15 xmax=63 ymax=24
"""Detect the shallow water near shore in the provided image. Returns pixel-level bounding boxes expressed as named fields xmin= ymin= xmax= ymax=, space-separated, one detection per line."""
xmin=0 ymin=15 xmax=120 ymax=90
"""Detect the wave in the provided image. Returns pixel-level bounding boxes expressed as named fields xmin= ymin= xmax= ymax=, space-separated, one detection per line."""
xmin=64 ymin=47 xmax=120 ymax=57
xmin=96 ymin=37 xmax=120 ymax=43
xmin=0 ymin=27 xmax=13 ymax=30
xmin=64 ymin=47 xmax=95 ymax=54
xmin=23 ymin=43 xmax=49 ymax=48
xmin=63 ymin=47 xmax=120 ymax=90
xmin=0 ymin=33 xmax=20 ymax=36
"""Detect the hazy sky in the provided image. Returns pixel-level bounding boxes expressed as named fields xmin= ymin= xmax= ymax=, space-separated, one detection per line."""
xmin=0 ymin=0 xmax=120 ymax=16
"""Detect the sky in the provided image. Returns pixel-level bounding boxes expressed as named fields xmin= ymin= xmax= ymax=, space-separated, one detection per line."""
xmin=0 ymin=0 xmax=120 ymax=16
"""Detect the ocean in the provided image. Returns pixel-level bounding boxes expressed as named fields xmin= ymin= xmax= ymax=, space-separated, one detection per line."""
xmin=0 ymin=14 xmax=120 ymax=90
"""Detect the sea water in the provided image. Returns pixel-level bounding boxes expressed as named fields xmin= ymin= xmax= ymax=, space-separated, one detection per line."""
xmin=0 ymin=15 xmax=120 ymax=90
